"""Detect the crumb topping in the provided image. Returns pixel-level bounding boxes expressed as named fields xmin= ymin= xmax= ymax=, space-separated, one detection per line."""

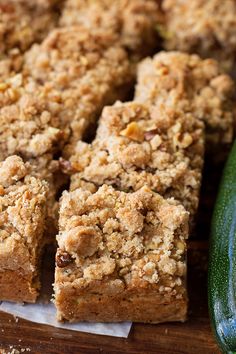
xmin=56 ymin=184 xmax=188 ymax=297
xmin=22 ymin=26 xmax=133 ymax=156
xmin=60 ymin=0 xmax=161 ymax=58
xmin=0 ymin=0 xmax=58 ymax=67
xmin=135 ymin=52 xmax=234 ymax=148
xmin=0 ymin=74 xmax=63 ymax=161
xmin=69 ymin=101 xmax=204 ymax=216
xmin=162 ymin=0 xmax=236 ymax=73
xmin=0 ymin=156 xmax=48 ymax=263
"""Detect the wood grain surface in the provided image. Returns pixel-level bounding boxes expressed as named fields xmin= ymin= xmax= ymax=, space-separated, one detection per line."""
xmin=0 ymin=162 xmax=222 ymax=354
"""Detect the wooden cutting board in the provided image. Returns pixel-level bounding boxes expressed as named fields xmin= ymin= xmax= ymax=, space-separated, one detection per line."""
xmin=0 ymin=163 xmax=222 ymax=354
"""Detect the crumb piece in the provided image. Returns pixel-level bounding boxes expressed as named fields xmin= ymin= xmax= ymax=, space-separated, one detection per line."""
xmin=55 ymin=184 xmax=189 ymax=323
xmin=69 ymin=101 xmax=204 ymax=217
xmin=0 ymin=156 xmax=49 ymax=302
xmin=135 ymin=51 xmax=235 ymax=153
xmin=60 ymin=0 xmax=162 ymax=58
xmin=0 ymin=0 xmax=59 ymax=76
xmin=162 ymin=0 xmax=236 ymax=73
xmin=23 ymin=26 xmax=134 ymax=157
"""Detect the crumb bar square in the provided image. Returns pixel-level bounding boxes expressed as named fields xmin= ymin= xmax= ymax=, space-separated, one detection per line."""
xmin=68 ymin=101 xmax=204 ymax=217
xmin=23 ymin=26 xmax=134 ymax=157
xmin=0 ymin=0 xmax=59 ymax=54
xmin=55 ymin=184 xmax=189 ymax=323
xmin=135 ymin=52 xmax=235 ymax=153
xmin=0 ymin=76 xmax=65 ymax=235
xmin=161 ymin=0 xmax=236 ymax=73
xmin=0 ymin=0 xmax=59 ymax=72
xmin=0 ymin=156 xmax=48 ymax=302
xmin=0 ymin=74 xmax=63 ymax=162
xmin=60 ymin=0 xmax=161 ymax=58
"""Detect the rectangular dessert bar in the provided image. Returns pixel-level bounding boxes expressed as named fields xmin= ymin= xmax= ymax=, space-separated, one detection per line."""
xmin=23 ymin=26 xmax=134 ymax=157
xmin=0 ymin=76 xmax=65 ymax=236
xmin=0 ymin=0 xmax=59 ymax=76
xmin=68 ymin=101 xmax=204 ymax=218
xmin=0 ymin=156 xmax=48 ymax=302
xmin=0 ymin=75 xmax=63 ymax=162
xmin=0 ymin=0 xmax=58 ymax=53
xmin=134 ymin=51 xmax=235 ymax=154
xmin=161 ymin=0 xmax=236 ymax=73
xmin=60 ymin=0 xmax=162 ymax=58
xmin=55 ymin=184 xmax=189 ymax=323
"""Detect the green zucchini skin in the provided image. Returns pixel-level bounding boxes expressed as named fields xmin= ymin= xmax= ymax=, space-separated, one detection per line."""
xmin=209 ymin=140 xmax=236 ymax=354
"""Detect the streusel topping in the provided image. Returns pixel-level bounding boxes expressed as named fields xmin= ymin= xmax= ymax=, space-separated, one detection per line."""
xmin=23 ymin=26 xmax=133 ymax=156
xmin=60 ymin=0 xmax=161 ymax=58
xmin=135 ymin=52 xmax=234 ymax=148
xmin=0 ymin=156 xmax=48 ymax=254
xmin=162 ymin=0 xmax=236 ymax=73
xmin=69 ymin=101 xmax=204 ymax=216
xmin=0 ymin=75 xmax=63 ymax=161
xmin=57 ymin=184 xmax=188 ymax=297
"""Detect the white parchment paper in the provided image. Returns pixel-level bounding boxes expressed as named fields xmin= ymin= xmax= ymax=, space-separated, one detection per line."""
xmin=0 ymin=250 xmax=132 ymax=338
xmin=0 ymin=301 xmax=132 ymax=337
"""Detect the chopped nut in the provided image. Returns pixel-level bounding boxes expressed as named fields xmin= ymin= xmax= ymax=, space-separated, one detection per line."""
xmin=71 ymin=161 xmax=84 ymax=172
xmin=0 ymin=185 xmax=5 ymax=195
xmin=0 ymin=83 xmax=8 ymax=91
xmin=120 ymin=122 xmax=144 ymax=142
xmin=56 ymin=250 xmax=73 ymax=268
xmin=59 ymin=158 xmax=75 ymax=174
xmin=180 ymin=133 xmax=193 ymax=148
xmin=8 ymin=88 xmax=19 ymax=101
xmin=150 ymin=134 xmax=162 ymax=150
xmin=23 ymin=190 xmax=32 ymax=201
xmin=144 ymin=129 xmax=159 ymax=141
xmin=174 ymin=132 xmax=193 ymax=148
xmin=176 ymin=241 xmax=185 ymax=253
xmin=80 ymin=56 xmax=88 ymax=66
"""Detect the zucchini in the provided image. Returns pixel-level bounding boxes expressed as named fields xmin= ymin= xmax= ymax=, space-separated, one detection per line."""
xmin=209 ymin=140 xmax=236 ymax=354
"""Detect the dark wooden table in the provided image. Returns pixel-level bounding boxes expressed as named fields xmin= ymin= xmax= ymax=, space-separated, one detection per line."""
xmin=0 ymin=163 xmax=221 ymax=354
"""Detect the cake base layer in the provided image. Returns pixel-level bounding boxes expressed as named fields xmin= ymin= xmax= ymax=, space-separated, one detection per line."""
xmin=0 ymin=269 xmax=39 ymax=303
xmin=56 ymin=287 xmax=187 ymax=323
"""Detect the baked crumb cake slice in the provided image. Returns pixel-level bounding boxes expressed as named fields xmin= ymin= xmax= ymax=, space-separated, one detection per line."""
xmin=23 ymin=26 xmax=134 ymax=157
xmin=67 ymin=101 xmax=204 ymax=218
xmin=0 ymin=75 xmax=63 ymax=162
xmin=135 ymin=52 xmax=235 ymax=154
xmin=60 ymin=0 xmax=162 ymax=58
xmin=0 ymin=0 xmax=59 ymax=76
xmin=55 ymin=184 xmax=189 ymax=323
xmin=0 ymin=156 xmax=49 ymax=302
xmin=0 ymin=0 xmax=58 ymax=53
xmin=0 ymin=75 xmax=65 ymax=236
xmin=161 ymin=0 xmax=236 ymax=74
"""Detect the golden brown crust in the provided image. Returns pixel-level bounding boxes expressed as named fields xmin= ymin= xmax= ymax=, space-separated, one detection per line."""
xmin=135 ymin=52 xmax=235 ymax=154
xmin=0 ymin=156 xmax=48 ymax=302
xmin=55 ymin=185 xmax=189 ymax=322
